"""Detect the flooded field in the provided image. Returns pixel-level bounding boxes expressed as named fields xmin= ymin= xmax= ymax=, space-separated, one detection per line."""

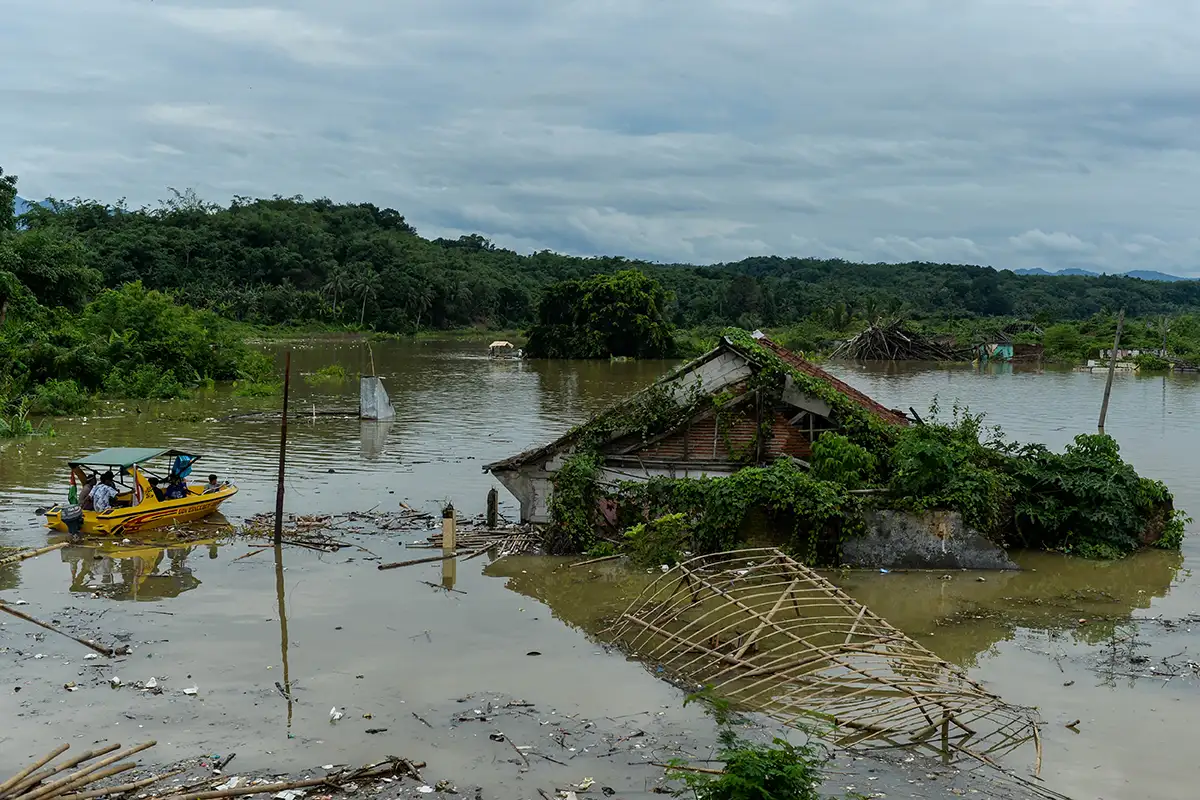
xmin=1 ymin=338 xmax=1198 ymax=799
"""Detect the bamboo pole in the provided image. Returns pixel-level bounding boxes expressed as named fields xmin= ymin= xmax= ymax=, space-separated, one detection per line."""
xmin=1098 ymin=309 xmax=1125 ymax=435
xmin=377 ymin=552 xmax=457 ymax=571
xmin=568 ymin=554 xmax=623 ymax=569
xmin=21 ymin=743 xmax=154 ymax=800
xmin=274 ymin=350 xmax=291 ymax=547
xmin=30 ymin=764 xmax=136 ymax=800
xmin=162 ymin=775 xmax=337 ymax=800
xmin=0 ymin=543 xmax=68 ymax=568
xmin=57 ymin=769 xmax=183 ymax=800
xmin=0 ymin=603 xmax=116 ymax=657
xmin=4 ymin=746 xmax=122 ymax=797
xmin=0 ymin=744 xmax=70 ymax=797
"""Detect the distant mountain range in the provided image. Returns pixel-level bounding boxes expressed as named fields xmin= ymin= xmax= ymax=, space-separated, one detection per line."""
xmin=1013 ymin=267 xmax=1193 ymax=282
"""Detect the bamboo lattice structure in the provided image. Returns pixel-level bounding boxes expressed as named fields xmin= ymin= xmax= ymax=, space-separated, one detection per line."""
xmin=607 ymin=549 xmax=1067 ymax=798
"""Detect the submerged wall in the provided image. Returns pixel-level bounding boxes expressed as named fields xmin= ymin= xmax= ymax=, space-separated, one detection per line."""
xmin=842 ymin=509 xmax=1018 ymax=570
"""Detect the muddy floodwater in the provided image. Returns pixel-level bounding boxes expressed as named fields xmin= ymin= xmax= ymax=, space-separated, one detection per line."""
xmin=1 ymin=338 xmax=1198 ymax=800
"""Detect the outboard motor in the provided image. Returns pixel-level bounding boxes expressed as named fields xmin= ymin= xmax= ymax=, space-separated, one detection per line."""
xmin=59 ymin=504 xmax=84 ymax=538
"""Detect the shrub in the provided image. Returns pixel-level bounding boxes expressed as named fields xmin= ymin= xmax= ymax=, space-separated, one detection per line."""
xmin=624 ymin=512 xmax=690 ymax=566
xmin=28 ymin=379 xmax=90 ymax=415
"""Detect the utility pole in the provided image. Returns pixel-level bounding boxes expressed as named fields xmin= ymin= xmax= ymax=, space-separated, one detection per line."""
xmin=1098 ymin=310 xmax=1124 ymax=436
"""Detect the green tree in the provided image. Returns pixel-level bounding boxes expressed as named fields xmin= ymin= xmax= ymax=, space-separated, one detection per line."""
xmin=322 ymin=263 xmax=350 ymax=317
xmin=525 ymin=270 xmax=675 ymax=359
xmin=350 ymin=264 xmax=381 ymax=326
xmin=0 ymin=166 xmax=16 ymax=233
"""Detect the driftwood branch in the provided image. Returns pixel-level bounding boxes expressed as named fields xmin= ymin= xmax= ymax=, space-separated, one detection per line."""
xmin=0 ymin=603 xmax=119 ymax=658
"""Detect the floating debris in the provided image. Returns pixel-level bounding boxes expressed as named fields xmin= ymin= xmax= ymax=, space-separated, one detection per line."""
xmin=608 ymin=549 xmax=1060 ymax=799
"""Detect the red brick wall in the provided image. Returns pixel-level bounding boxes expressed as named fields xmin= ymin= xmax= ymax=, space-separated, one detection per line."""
xmin=633 ymin=408 xmax=811 ymax=463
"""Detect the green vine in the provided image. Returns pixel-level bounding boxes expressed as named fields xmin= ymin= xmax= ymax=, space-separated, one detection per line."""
xmin=546 ymin=452 xmax=602 ymax=554
xmin=541 ymin=329 xmax=1186 ymax=562
xmin=614 ymin=459 xmax=863 ymax=564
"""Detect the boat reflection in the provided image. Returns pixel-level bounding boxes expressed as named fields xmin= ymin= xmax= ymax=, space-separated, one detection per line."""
xmin=61 ymin=540 xmax=215 ymax=601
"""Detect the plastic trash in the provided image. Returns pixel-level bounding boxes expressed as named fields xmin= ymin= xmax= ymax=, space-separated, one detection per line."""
xmin=329 ymin=706 xmax=344 ymax=722
xmin=216 ymin=778 xmax=243 ymax=791
xmin=183 ymin=686 xmax=198 ymax=696
xmin=575 ymin=778 xmax=595 ymax=791
xmin=416 ymin=787 xmax=434 ymax=794
xmin=110 ymin=676 xmax=122 ymax=687
xmin=84 ymin=653 xmax=99 ymax=660
xmin=144 ymin=677 xmax=158 ymax=689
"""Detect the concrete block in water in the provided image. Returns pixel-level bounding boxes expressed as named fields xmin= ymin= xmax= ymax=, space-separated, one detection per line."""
xmin=359 ymin=376 xmax=395 ymax=421
xmin=842 ymin=509 xmax=1018 ymax=570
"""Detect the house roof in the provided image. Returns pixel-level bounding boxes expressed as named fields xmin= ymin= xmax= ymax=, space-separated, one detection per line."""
xmin=750 ymin=337 xmax=910 ymax=426
xmin=483 ymin=333 xmax=907 ymax=472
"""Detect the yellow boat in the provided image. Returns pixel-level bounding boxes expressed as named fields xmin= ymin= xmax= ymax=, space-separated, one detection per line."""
xmin=43 ymin=447 xmax=238 ymax=537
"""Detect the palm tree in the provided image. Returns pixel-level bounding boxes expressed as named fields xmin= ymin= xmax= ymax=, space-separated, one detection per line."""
xmin=322 ymin=264 xmax=350 ymax=318
xmin=351 ymin=266 xmax=381 ymax=327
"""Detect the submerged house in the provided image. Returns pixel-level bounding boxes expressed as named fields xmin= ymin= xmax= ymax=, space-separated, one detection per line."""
xmin=484 ymin=331 xmax=910 ymax=524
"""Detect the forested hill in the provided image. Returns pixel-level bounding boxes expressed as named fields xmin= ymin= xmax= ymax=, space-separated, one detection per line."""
xmin=14 ymin=195 xmax=1200 ymax=331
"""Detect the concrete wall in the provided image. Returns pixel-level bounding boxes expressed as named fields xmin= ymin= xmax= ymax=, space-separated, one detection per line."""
xmin=842 ymin=509 xmax=1018 ymax=570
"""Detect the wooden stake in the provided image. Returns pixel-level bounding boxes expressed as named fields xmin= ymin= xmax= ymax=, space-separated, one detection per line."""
xmin=486 ymin=488 xmax=498 ymax=530
xmin=274 ymin=350 xmax=291 ymax=547
xmin=1098 ymin=309 xmax=1124 ymax=435
xmin=0 ymin=602 xmax=116 ymax=658
xmin=442 ymin=503 xmax=456 ymax=553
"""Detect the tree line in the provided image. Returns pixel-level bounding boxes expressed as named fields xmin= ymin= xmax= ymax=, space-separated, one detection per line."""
xmin=6 ymin=184 xmax=1200 ymax=336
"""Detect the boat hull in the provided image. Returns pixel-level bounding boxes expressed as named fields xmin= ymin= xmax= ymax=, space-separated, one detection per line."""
xmin=44 ymin=485 xmax=238 ymax=536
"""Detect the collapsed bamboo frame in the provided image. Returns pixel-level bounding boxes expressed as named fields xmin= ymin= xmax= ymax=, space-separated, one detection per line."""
xmin=607 ymin=549 xmax=1064 ymax=798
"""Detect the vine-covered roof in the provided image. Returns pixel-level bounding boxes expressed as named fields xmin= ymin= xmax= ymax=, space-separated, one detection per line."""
xmin=732 ymin=334 xmax=910 ymax=427
xmin=483 ymin=329 xmax=907 ymax=472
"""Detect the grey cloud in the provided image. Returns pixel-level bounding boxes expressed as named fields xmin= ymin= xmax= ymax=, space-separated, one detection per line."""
xmin=4 ymin=0 xmax=1200 ymax=272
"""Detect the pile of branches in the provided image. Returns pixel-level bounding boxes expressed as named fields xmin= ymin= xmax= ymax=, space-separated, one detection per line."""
xmin=831 ymin=320 xmax=963 ymax=361
xmin=0 ymin=741 xmax=426 ymax=800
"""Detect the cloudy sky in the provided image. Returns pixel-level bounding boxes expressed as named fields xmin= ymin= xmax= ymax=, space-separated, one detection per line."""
xmin=4 ymin=0 xmax=1200 ymax=272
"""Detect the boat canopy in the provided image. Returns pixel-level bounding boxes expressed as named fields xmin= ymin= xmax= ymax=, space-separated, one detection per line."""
xmin=68 ymin=448 xmax=200 ymax=469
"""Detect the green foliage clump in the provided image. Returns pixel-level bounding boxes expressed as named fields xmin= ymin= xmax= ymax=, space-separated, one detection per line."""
xmin=617 ymin=459 xmax=860 ymax=563
xmin=28 ymin=379 xmax=90 ymax=415
xmin=888 ymin=404 xmax=1012 ymax=533
xmin=809 ymin=433 xmax=876 ymax=489
xmin=525 ymin=270 xmax=675 ymax=359
xmin=1134 ymin=353 xmax=1170 ymax=371
xmin=1 ymin=280 xmax=272 ymax=407
xmin=672 ymin=686 xmax=824 ymax=800
xmin=624 ymin=512 xmax=690 ymax=567
xmin=233 ymin=379 xmax=282 ymax=398
xmin=304 ymin=364 xmax=348 ymax=384
xmin=1006 ymin=434 xmax=1180 ymax=557
xmin=547 ymin=452 xmax=603 ymax=554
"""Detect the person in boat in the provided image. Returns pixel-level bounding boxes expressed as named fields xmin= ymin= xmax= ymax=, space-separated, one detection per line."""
xmin=79 ymin=473 xmax=97 ymax=512
xmin=91 ymin=472 xmax=119 ymax=513
xmin=203 ymin=474 xmax=221 ymax=494
xmin=165 ymin=475 xmax=188 ymax=500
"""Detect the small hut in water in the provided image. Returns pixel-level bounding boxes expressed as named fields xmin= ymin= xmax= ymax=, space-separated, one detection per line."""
xmin=484 ymin=331 xmax=909 ymax=524
xmin=488 ymin=341 xmax=519 ymax=359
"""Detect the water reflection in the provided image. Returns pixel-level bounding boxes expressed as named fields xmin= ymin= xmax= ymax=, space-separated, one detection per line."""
xmin=61 ymin=540 xmax=213 ymax=601
xmin=359 ymin=421 xmax=393 ymax=461
xmin=487 ymin=548 xmax=1185 ymax=673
